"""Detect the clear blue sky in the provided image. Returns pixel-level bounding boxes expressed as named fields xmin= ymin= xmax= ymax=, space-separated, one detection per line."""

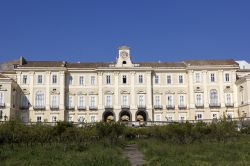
xmin=0 ymin=0 xmax=249 ymax=63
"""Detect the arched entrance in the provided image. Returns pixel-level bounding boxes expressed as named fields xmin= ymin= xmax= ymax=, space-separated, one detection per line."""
xmin=119 ymin=110 xmax=131 ymax=122
xmin=103 ymin=111 xmax=115 ymax=122
xmin=136 ymin=110 xmax=147 ymax=122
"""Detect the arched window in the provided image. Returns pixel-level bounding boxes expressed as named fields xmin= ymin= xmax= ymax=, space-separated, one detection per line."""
xmin=122 ymin=61 xmax=127 ymax=64
xmin=35 ymin=91 xmax=45 ymax=107
xmin=210 ymin=89 xmax=218 ymax=104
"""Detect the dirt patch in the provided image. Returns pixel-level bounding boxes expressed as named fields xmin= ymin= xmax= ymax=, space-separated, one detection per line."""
xmin=123 ymin=144 xmax=146 ymax=166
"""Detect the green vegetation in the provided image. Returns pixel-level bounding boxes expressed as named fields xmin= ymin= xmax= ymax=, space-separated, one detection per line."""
xmin=0 ymin=119 xmax=250 ymax=165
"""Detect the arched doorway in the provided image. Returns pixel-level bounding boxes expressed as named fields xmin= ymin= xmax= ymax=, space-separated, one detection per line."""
xmin=103 ymin=111 xmax=115 ymax=122
xmin=136 ymin=110 xmax=147 ymax=122
xmin=119 ymin=110 xmax=131 ymax=122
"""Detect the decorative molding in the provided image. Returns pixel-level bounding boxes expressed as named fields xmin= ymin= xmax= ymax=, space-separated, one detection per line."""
xmin=50 ymin=88 xmax=60 ymax=95
xmin=88 ymin=91 xmax=98 ymax=95
xmin=177 ymin=90 xmax=187 ymax=94
xmin=120 ymin=90 xmax=130 ymax=94
xmin=194 ymin=86 xmax=204 ymax=93
xmin=137 ymin=90 xmax=146 ymax=94
xmin=22 ymin=89 xmax=30 ymax=95
xmin=77 ymin=91 xmax=87 ymax=95
xmin=104 ymin=90 xmax=114 ymax=95
xmin=0 ymin=85 xmax=7 ymax=91
xmin=153 ymin=91 xmax=163 ymax=94
xmin=165 ymin=90 xmax=175 ymax=94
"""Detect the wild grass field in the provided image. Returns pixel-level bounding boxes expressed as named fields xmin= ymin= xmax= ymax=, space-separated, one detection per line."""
xmin=0 ymin=119 xmax=250 ymax=166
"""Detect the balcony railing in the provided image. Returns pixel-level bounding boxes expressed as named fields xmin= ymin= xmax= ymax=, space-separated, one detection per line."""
xmin=66 ymin=106 xmax=75 ymax=110
xmin=154 ymin=105 xmax=163 ymax=109
xmin=77 ymin=106 xmax=86 ymax=110
xmin=121 ymin=105 xmax=130 ymax=109
xmin=89 ymin=106 xmax=98 ymax=110
xmin=166 ymin=105 xmax=175 ymax=110
xmin=0 ymin=103 xmax=5 ymax=108
xmin=209 ymin=103 xmax=221 ymax=108
xmin=33 ymin=106 xmax=46 ymax=110
xmin=105 ymin=105 xmax=113 ymax=109
xmin=225 ymin=103 xmax=234 ymax=107
xmin=195 ymin=103 xmax=204 ymax=108
xmin=50 ymin=106 xmax=59 ymax=110
xmin=138 ymin=105 xmax=146 ymax=109
xmin=178 ymin=104 xmax=187 ymax=110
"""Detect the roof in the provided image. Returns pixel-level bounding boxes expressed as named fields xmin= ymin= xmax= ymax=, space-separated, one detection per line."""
xmin=67 ymin=62 xmax=113 ymax=68
xmin=20 ymin=61 xmax=66 ymax=67
xmin=137 ymin=62 xmax=186 ymax=68
xmin=184 ymin=59 xmax=238 ymax=66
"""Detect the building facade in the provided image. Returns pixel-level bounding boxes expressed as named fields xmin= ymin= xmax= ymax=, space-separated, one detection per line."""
xmin=0 ymin=46 xmax=249 ymax=123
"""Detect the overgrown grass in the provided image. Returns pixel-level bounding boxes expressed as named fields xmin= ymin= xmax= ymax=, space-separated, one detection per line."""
xmin=137 ymin=136 xmax=250 ymax=166
xmin=0 ymin=142 xmax=130 ymax=166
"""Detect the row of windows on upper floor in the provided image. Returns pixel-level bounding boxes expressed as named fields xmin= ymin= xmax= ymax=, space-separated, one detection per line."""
xmin=20 ymin=72 xmax=233 ymax=85
xmin=18 ymin=90 xmax=234 ymax=110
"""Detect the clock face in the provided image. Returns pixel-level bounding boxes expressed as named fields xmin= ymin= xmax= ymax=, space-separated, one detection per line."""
xmin=120 ymin=51 xmax=128 ymax=59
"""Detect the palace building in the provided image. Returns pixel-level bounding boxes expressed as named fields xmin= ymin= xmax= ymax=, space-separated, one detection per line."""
xmin=0 ymin=46 xmax=250 ymax=123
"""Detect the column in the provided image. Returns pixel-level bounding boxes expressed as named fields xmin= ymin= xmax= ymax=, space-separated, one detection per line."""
xmin=146 ymin=71 xmax=152 ymax=121
xmin=219 ymin=70 xmax=225 ymax=107
xmin=188 ymin=70 xmax=194 ymax=108
xmin=98 ymin=72 xmax=103 ymax=109
xmin=203 ymin=70 xmax=208 ymax=108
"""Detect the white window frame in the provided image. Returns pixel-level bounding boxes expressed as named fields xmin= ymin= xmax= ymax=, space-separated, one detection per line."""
xmin=78 ymin=95 xmax=85 ymax=107
xmin=166 ymin=75 xmax=172 ymax=84
xmin=138 ymin=74 xmax=144 ymax=84
xmin=196 ymin=113 xmax=203 ymax=120
xmin=68 ymin=96 xmax=73 ymax=107
xmin=195 ymin=93 xmax=203 ymax=105
xmin=35 ymin=91 xmax=45 ymax=107
xmin=106 ymin=75 xmax=111 ymax=85
xmin=138 ymin=95 xmax=145 ymax=106
xmin=37 ymin=75 xmax=43 ymax=84
xmin=210 ymin=73 xmax=216 ymax=83
xmin=52 ymin=74 xmax=58 ymax=84
xmin=22 ymin=75 xmax=28 ymax=84
xmin=179 ymin=95 xmax=185 ymax=106
xmin=195 ymin=72 xmax=202 ymax=83
xmin=166 ymin=95 xmax=173 ymax=106
xmin=90 ymin=115 xmax=96 ymax=122
xmin=105 ymin=95 xmax=112 ymax=106
xmin=122 ymin=95 xmax=129 ymax=106
xmin=178 ymin=75 xmax=184 ymax=84
xmin=51 ymin=95 xmax=58 ymax=108
xmin=224 ymin=73 xmax=230 ymax=82
xmin=90 ymin=96 xmax=96 ymax=107
xmin=154 ymin=75 xmax=160 ymax=84
xmin=155 ymin=114 xmax=161 ymax=121
xmin=154 ymin=95 xmax=161 ymax=106
xmin=79 ymin=76 xmax=84 ymax=85
xmin=68 ymin=75 xmax=73 ymax=85
xmin=90 ymin=76 xmax=96 ymax=85
xmin=225 ymin=93 xmax=232 ymax=104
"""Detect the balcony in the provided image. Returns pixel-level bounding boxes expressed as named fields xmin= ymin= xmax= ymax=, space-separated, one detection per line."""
xmin=121 ymin=105 xmax=130 ymax=109
xmin=209 ymin=103 xmax=221 ymax=108
xmin=89 ymin=106 xmax=98 ymax=110
xmin=105 ymin=105 xmax=113 ymax=109
xmin=33 ymin=106 xmax=46 ymax=110
xmin=166 ymin=105 xmax=175 ymax=110
xmin=178 ymin=104 xmax=187 ymax=110
xmin=66 ymin=106 xmax=75 ymax=111
xmin=50 ymin=106 xmax=59 ymax=110
xmin=77 ymin=106 xmax=86 ymax=111
xmin=20 ymin=105 xmax=29 ymax=110
xmin=195 ymin=103 xmax=204 ymax=109
xmin=154 ymin=105 xmax=163 ymax=109
xmin=137 ymin=105 xmax=146 ymax=109
xmin=0 ymin=103 xmax=5 ymax=108
xmin=225 ymin=103 xmax=234 ymax=107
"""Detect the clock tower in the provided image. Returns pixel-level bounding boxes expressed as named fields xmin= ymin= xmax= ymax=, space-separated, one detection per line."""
xmin=116 ymin=45 xmax=133 ymax=67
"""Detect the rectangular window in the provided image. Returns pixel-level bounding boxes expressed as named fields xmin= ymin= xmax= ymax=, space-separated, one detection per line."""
xmin=138 ymin=75 xmax=143 ymax=84
xmin=68 ymin=96 xmax=73 ymax=107
xmin=179 ymin=95 xmax=185 ymax=106
xmin=195 ymin=73 xmax=201 ymax=83
xmin=23 ymin=75 xmax=27 ymax=84
xmin=195 ymin=94 xmax=202 ymax=105
xmin=106 ymin=95 xmax=112 ymax=106
xmin=51 ymin=95 xmax=58 ymax=108
xmin=37 ymin=116 xmax=42 ymax=122
xmin=106 ymin=75 xmax=111 ymax=84
xmin=212 ymin=113 xmax=218 ymax=119
xmin=155 ymin=75 xmax=159 ymax=84
xmin=79 ymin=76 xmax=84 ymax=85
xmin=52 ymin=75 xmax=57 ymax=84
xmin=166 ymin=75 xmax=171 ymax=84
xmin=155 ymin=96 xmax=160 ymax=106
xmin=225 ymin=73 xmax=230 ymax=82
xmin=196 ymin=113 xmax=203 ymax=120
xmin=138 ymin=95 xmax=144 ymax=106
xmin=90 ymin=115 xmax=96 ymax=122
xmin=226 ymin=93 xmax=232 ymax=104
xmin=52 ymin=116 xmax=57 ymax=122
xmin=90 ymin=96 xmax=96 ymax=107
xmin=79 ymin=96 xmax=85 ymax=107
xmin=179 ymin=75 xmax=183 ymax=84
xmin=122 ymin=75 xmax=127 ymax=84
xmin=122 ymin=96 xmax=128 ymax=106
xmin=68 ymin=76 xmax=73 ymax=85
xmin=210 ymin=73 xmax=215 ymax=82
xmin=37 ymin=75 xmax=43 ymax=84
xmin=91 ymin=76 xmax=96 ymax=85
xmin=167 ymin=95 xmax=173 ymax=106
